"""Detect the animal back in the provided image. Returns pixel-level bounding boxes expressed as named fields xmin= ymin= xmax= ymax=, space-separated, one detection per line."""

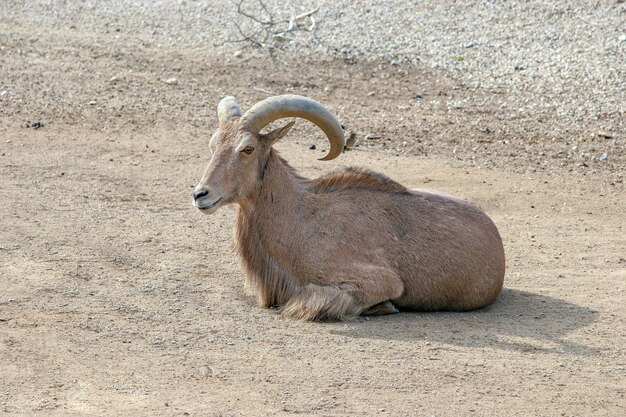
xmin=310 ymin=167 xmax=411 ymax=195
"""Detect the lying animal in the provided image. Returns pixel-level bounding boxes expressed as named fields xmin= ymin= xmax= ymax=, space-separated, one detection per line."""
xmin=193 ymin=94 xmax=505 ymax=321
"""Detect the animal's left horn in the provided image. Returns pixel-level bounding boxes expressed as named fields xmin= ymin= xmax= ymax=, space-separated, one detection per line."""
xmin=217 ymin=96 xmax=242 ymax=124
xmin=242 ymin=94 xmax=345 ymax=161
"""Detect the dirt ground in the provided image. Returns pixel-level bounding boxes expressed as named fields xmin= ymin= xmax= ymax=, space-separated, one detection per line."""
xmin=1 ymin=16 xmax=625 ymax=417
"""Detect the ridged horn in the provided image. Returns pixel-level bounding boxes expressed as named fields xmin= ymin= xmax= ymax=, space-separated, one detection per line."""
xmin=242 ymin=94 xmax=345 ymax=161
xmin=217 ymin=96 xmax=241 ymax=124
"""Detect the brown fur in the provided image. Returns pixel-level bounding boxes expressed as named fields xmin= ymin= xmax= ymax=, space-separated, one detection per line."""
xmin=310 ymin=167 xmax=411 ymax=195
xmin=235 ymin=198 xmax=300 ymax=308
xmin=194 ymin=119 xmax=506 ymax=321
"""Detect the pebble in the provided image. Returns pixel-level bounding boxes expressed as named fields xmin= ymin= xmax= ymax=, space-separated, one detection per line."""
xmin=365 ymin=134 xmax=382 ymax=140
xmin=345 ymin=132 xmax=357 ymax=149
xmin=308 ymin=144 xmax=316 ymax=150
xmin=0 ymin=90 xmax=8 ymax=97
xmin=599 ymin=153 xmax=608 ymax=161
xmin=109 ymin=76 xmax=120 ymax=83
xmin=163 ymin=77 xmax=178 ymax=85
xmin=233 ymin=50 xmax=243 ymax=58
xmin=199 ymin=366 xmax=212 ymax=377
xmin=323 ymin=85 xmax=333 ymax=93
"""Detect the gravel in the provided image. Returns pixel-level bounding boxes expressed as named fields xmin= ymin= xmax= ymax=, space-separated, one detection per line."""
xmin=2 ymin=0 xmax=624 ymax=147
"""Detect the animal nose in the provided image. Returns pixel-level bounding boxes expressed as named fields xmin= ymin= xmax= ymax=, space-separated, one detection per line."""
xmin=193 ymin=189 xmax=209 ymax=201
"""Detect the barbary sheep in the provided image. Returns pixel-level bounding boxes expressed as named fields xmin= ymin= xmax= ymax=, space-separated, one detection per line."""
xmin=193 ymin=94 xmax=505 ymax=321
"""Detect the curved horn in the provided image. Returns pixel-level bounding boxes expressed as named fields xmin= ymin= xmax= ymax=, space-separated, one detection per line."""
xmin=242 ymin=94 xmax=345 ymax=161
xmin=217 ymin=96 xmax=241 ymax=124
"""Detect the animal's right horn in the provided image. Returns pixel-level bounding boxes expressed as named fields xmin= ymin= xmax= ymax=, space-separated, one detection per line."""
xmin=242 ymin=95 xmax=345 ymax=161
xmin=217 ymin=96 xmax=241 ymax=124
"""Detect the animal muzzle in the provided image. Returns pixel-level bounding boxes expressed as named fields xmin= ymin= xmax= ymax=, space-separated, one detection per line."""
xmin=192 ymin=187 xmax=222 ymax=214
xmin=193 ymin=189 xmax=208 ymax=201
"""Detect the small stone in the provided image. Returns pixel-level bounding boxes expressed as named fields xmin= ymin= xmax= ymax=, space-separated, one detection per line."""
xmin=323 ymin=85 xmax=333 ymax=93
xmin=308 ymin=144 xmax=316 ymax=150
xmin=233 ymin=50 xmax=243 ymax=58
xmin=31 ymin=121 xmax=43 ymax=129
xmin=200 ymin=366 xmax=212 ymax=377
xmin=89 ymin=100 xmax=97 ymax=105
xmin=345 ymin=132 xmax=357 ymax=149
xmin=0 ymin=90 xmax=8 ymax=97
xmin=390 ymin=60 xmax=401 ymax=66
xmin=365 ymin=134 xmax=382 ymax=140
xmin=163 ymin=77 xmax=178 ymax=85
xmin=599 ymin=153 xmax=608 ymax=161
xmin=109 ymin=76 xmax=120 ymax=83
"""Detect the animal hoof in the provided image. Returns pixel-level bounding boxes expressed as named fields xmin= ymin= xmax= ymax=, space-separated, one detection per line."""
xmin=361 ymin=301 xmax=399 ymax=316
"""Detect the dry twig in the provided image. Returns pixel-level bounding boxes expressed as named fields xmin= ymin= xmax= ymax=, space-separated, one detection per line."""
xmin=224 ymin=0 xmax=319 ymax=54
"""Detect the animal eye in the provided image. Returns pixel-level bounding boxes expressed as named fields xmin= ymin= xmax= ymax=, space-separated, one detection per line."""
xmin=242 ymin=146 xmax=255 ymax=155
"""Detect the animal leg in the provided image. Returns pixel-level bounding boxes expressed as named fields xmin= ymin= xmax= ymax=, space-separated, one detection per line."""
xmin=361 ymin=300 xmax=400 ymax=316
xmin=281 ymin=264 xmax=404 ymax=321
xmin=281 ymin=284 xmax=360 ymax=321
xmin=344 ymin=265 xmax=404 ymax=315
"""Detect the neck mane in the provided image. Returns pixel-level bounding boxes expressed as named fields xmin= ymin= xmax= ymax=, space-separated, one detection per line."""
xmin=234 ymin=150 xmax=302 ymax=308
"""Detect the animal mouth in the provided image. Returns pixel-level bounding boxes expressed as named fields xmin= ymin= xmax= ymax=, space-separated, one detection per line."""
xmin=196 ymin=197 xmax=222 ymax=211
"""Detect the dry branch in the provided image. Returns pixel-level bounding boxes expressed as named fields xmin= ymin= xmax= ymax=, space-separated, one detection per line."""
xmin=226 ymin=0 xmax=319 ymax=54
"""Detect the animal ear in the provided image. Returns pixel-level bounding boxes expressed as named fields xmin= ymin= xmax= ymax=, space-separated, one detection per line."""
xmin=262 ymin=120 xmax=295 ymax=147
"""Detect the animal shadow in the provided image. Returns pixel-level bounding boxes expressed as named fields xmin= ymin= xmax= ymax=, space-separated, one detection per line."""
xmin=329 ymin=289 xmax=599 ymax=355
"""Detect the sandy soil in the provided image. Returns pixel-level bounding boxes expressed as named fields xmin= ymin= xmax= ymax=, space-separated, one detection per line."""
xmin=1 ymin=12 xmax=625 ymax=417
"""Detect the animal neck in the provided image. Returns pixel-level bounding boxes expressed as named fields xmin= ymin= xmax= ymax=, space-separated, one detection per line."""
xmin=234 ymin=150 xmax=304 ymax=307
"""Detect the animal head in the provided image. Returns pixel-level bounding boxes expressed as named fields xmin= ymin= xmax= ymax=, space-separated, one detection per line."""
xmin=193 ymin=95 xmax=345 ymax=214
